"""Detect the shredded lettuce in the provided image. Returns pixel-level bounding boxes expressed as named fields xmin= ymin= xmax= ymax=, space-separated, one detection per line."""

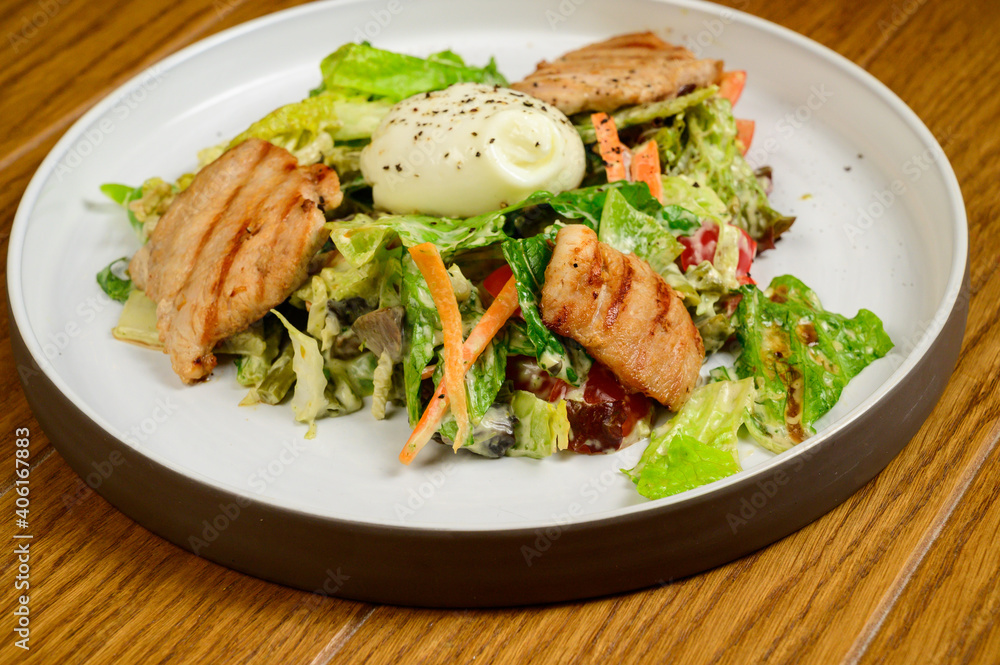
xmin=318 ymin=43 xmax=507 ymax=101
xmin=216 ymin=318 xmax=281 ymax=388
xmin=478 ymin=180 xmax=700 ymax=236
xmin=272 ymin=311 xmax=329 ymax=437
xmin=329 ymin=213 xmax=507 ymax=262
xmin=508 ymin=391 xmax=570 ymax=458
xmin=732 ymin=275 xmax=894 ymax=452
xmin=401 ymin=255 xmax=441 ymax=425
xmin=627 ymin=378 xmax=756 ymax=499
xmin=654 ymin=97 xmax=794 ymax=243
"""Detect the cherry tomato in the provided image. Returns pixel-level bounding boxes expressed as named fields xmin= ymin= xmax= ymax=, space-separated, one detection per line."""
xmin=483 ymin=264 xmax=521 ymax=317
xmin=678 ymin=221 xmax=757 ymax=285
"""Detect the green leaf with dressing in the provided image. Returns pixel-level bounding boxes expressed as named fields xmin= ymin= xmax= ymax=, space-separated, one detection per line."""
xmin=597 ymin=188 xmax=684 ymax=276
xmin=627 ymin=378 xmax=755 ymax=499
xmin=476 ymin=180 xmax=700 ymax=235
xmin=654 ymin=96 xmax=794 ymax=242
xmin=229 ymin=90 xmax=394 ymax=165
xmin=732 ymin=275 xmax=894 ymax=452
xmin=400 ymin=255 xmax=440 ymax=425
xmin=501 ymin=236 xmax=581 ymax=385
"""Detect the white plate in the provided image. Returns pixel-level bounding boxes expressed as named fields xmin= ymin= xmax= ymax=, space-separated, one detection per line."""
xmin=8 ymin=0 xmax=967 ymax=605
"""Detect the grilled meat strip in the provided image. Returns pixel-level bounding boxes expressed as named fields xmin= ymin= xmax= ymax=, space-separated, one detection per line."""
xmin=129 ymin=138 xmax=342 ymax=383
xmin=511 ymin=31 xmax=722 ymax=116
xmin=540 ymin=225 xmax=704 ymax=410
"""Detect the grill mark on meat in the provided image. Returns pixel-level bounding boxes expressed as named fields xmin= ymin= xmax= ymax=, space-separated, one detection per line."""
xmin=604 ymin=258 xmax=633 ymax=329
xmin=133 ymin=138 xmax=341 ymax=383
xmin=540 ymin=225 xmax=704 ymax=410
xmin=511 ymin=31 xmax=722 ymax=116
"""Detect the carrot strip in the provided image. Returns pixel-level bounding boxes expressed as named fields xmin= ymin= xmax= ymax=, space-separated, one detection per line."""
xmin=591 ymin=112 xmax=631 ymax=183
xmin=399 ymin=276 xmax=521 ymax=465
xmin=718 ymin=70 xmax=747 ymax=106
xmin=630 ymin=140 xmax=663 ymax=203
xmin=735 ymin=119 xmax=755 ymax=156
xmin=408 ymin=243 xmax=470 ymax=452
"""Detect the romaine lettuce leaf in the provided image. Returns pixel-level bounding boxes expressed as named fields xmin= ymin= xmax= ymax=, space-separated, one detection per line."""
xmin=401 ymin=254 xmax=440 ymax=425
xmin=501 ymin=236 xmax=582 ymax=385
xmin=111 ymin=289 xmax=161 ymax=349
xmin=508 ymin=390 xmax=570 ymax=458
xmin=654 ymin=96 xmax=794 ymax=243
xmin=215 ymin=318 xmax=281 ymax=387
xmin=476 ymin=180 xmax=700 ymax=236
xmin=229 ymin=89 xmax=393 ymax=165
xmin=732 ymin=275 xmax=894 ymax=452
xmin=328 ymin=212 xmax=507 ymax=262
xmin=574 ymin=85 xmax=716 ymax=143
xmin=318 ymin=43 xmax=507 ymax=101
xmin=272 ymin=311 xmax=329 ymax=437
xmin=597 ymin=188 xmax=683 ymax=276
xmin=627 ymin=378 xmax=756 ymax=499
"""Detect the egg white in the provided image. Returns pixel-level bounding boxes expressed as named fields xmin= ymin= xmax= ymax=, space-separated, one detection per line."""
xmin=360 ymin=83 xmax=586 ymax=218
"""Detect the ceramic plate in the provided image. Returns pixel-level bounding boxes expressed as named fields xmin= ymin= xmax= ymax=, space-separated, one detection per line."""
xmin=8 ymin=0 xmax=967 ymax=606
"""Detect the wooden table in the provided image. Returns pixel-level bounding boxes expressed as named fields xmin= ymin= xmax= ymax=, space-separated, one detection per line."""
xmin=2 ymin=0 xmax=998 ymax=662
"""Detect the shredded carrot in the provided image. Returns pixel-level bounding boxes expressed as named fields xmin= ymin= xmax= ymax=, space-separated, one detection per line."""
xmin=735 ymin=119 xmax=755 ymax=156
xmin=408 ymin=243 xmax=470 ymax=452
xmin=420 ymin=365 xmax=436 ymax=380
xmin=630 ymin=140 xmax=664 ymax=203
xmin=591 ymin=112 xmax=631 ymax=183
xmin=399 ymin=276 xmax=521 ymax=465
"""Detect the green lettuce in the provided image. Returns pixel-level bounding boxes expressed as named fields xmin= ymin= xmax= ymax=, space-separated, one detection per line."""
xmin=477 ymin=180 xmax=700 ymax=236
xmin=732 ymin=275 xmax=894 ymax=452
xmin=654 ymin=97 xmax=794 ymax=243
xmin=401 ymin=255 xmax=440 ymax=425
xmin=627 ymin=378 xmax=756 ymax=499
xmin=229 ymin=89 xmax=394 ymax=165
xmin=328 ymin=212 xmax=507 ymax=262
xmin=597 ymin=188 xmax=684 ymax=276
xmin=318 ymin=43 xmax=507 ymax=101
xmin=508 ymin=391 xmax=570 ymax=458
xmin=215 ymin=318 xmax=281 ymax=387
xmin=272 ymin=311 xmax=329 ymax=437
xmin=501 ymin=236 xmax=582 ymax=385
xmin=574 ymin=85 xmax=716 ymax=143
xmin=96 ymin=257 xmax=132 ymax=303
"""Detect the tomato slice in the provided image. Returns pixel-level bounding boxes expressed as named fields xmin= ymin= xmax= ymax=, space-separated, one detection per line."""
xmin=483 ymin=264 xmax=521 ymax=317
xmin=718 ymin=70 xmax=747 ymax=106
xmin=735 ymin=119 xmax=755 ymax=156
xmin=678 ymin=221 xmax=757 ymax=284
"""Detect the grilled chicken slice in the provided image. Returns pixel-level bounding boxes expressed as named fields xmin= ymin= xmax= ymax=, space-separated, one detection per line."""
xmin=511 ymin=31 xmax=722 ymax=116
xmin=540 ymin=225 xmax=704 ymax=410
xmin=129 ymin=138 xmax=342 ymax=383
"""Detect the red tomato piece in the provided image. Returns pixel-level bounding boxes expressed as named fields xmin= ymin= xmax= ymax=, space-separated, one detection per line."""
xmin=735 ymin=119 xmax=755 ymax=156
xmin=718 ymin=70 xmax=747 ymax=106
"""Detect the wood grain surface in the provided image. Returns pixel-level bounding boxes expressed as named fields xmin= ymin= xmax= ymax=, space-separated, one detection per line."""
xmin=2 ymin=0 xmax=998 ymax=663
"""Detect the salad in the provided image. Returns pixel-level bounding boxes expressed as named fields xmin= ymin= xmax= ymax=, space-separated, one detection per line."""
xmin=97 ymin=33 xmax=893 ymax=500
